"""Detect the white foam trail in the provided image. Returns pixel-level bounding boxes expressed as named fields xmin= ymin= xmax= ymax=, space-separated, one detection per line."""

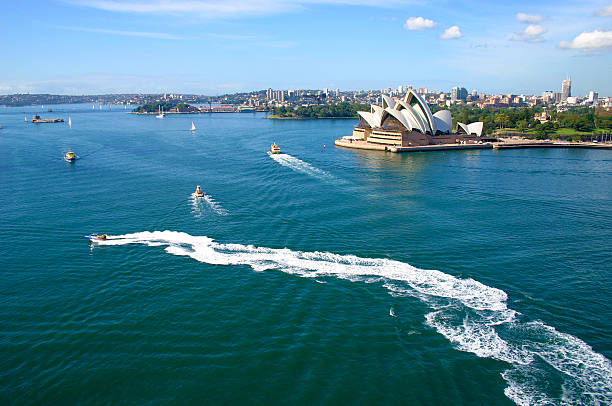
xmin=268 ymin=153 xmax=336 ymax=182
xmin=190 ymin=193 xmax=227 ymax=216
xmin=99 ymin=230 xmax=612 ymax=405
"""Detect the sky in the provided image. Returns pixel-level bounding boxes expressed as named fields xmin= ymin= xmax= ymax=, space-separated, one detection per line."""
xmin=1 ymin=0 xmax=612 ymax=96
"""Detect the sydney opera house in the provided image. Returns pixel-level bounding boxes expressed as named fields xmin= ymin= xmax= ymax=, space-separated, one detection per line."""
xmin=350 ymin=89 xmax=484 ymax=148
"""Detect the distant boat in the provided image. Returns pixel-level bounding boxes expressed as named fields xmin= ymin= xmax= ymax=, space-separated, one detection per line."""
xmin=190 ymin=121 xmax=196 ymax=131
xmin=24 ymin=116 xmax=27 ymax=122
xmin=68 ymin=117 xmax=72 ymax=127
xmin=156 ymin=106 xmax=165 ymax=118
xmin=92 ymin=105 xmax=95 ymax=110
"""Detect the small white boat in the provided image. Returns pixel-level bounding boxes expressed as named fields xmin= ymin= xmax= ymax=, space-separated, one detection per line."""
xmin=190 ymin=122 xmax=196 ymax=131
xmin=68 ymin=117 xmax=72 ymax=127
xmin=194 ymin=185 xmax=204 ymax=198
xmin=156 ymin=106 xmax=165 ymax=118
xmin=24 ymin=116 xmax=27 ymax=122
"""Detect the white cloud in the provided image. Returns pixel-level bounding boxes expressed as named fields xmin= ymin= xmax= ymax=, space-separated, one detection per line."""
xmin=596 ymin=4 xmax=612 ymax=16
xmin=403 ymin=16 xmax=435 ymax=31
xmin=440 ymin=25 xmax=461 ymax=39
xmin=516 ymin=12 xmax=543 ymax=23
xmin=57 ymin=25 xmax=186 ymax=40
xmin=510 ymin=24 xmax=547 ymax=43
xmin=559 ymin=30 xmax=612 ymax=50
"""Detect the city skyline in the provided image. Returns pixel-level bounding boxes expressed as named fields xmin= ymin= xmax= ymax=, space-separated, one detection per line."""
xmin=2 ymin=0 xmax=612 ymax=95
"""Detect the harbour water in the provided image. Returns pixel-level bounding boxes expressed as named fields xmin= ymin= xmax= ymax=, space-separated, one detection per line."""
xmin=1 ymin=105 xmax=611 ymax=405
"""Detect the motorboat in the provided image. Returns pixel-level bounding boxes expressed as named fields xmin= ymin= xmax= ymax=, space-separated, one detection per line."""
xmin=64 ymin=150 xmax=77 ymax=162
xmin=270 ymin=142 xmax=281 ymax=154
xmin=85 ymin=234 xmax=108 ymax=241
xmin=194 ymin=185 xmax=204 ymax=198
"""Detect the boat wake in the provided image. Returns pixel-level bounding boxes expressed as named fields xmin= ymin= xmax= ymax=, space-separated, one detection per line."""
xmin=190 ymin=193 xmax=227 ymax=217
xmin=268 ymin=153 xmax=337 ymax=183
xmin=97 ymin=230 xmax=611 ymax=405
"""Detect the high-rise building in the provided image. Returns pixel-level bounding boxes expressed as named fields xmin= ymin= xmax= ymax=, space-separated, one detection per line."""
xmin=398 ymin=85 xmax=404 ymax=94
xmin=588 ymin=91 xmax=598 ymax=103
xmin=451 ymin=86 xmax=468 ymax=102
xmin=561 ymin=77 xmax=571 ymax=101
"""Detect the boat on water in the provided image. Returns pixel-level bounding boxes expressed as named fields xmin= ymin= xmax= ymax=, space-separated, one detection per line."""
xmin=190 ymin=122 xmax=196 ymax=131
xmin=68 ymin=117 xmax=72 ymax=127
xmin=156 ymin=106 xmax=165 ymax=118
xmin=64 ymin=150 xmax=76 ymax=162
xmin=194 ymin=185 xmax=204 ymax=198
xmin=85 ymin=234 xmax=108 ymax=241
xmin=270 ymin=142 xmax=281 ymax=154
xmin=32 ymin=115 xmax=64 ymax=123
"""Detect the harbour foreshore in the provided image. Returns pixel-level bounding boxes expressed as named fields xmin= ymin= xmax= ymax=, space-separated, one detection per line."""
xmin=335 ymin=137 xmax=612 ymax=153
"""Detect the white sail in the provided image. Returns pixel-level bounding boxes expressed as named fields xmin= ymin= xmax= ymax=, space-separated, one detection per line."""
xmin=24 ymin=116 xmax=27 ymax=122
xmin=190 ymin=122 xmax=196 ymax=131
xmin=68 ymin=117 xmax=72 ymax=127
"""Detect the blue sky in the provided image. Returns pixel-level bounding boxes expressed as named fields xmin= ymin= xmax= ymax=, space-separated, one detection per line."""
xmin=2 ymin=0 xmax=612 ymax=96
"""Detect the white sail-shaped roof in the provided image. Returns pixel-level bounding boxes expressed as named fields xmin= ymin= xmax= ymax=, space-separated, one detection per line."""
xmin=382 ymin=94 xmax=396 ymax=110
xmin=404 ymin=90 xmax=436 ymax=134
xmin=357 ymin=111 xmax=379 ymax=128
xmin=396 ymin=100 xmax=428 ymax=133
xmin=467 ymin=122 xmax=483 ymax=136
xmin=384 ymin=107 xmax=412 ymax=131
xmin=457 ymin=122 xmax=483 ymax=136
xmin=433 ymin=110 xmax=452 ymax=134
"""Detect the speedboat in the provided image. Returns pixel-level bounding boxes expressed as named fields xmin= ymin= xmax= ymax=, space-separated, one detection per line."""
xmin=64 ymin=150 xmax=76 ymax=162
xmin=270 ymin=142 xmax=281 ymax=154
xmin=85 ymin=234 xmax=108 ymax=241
xmin=194 ymin=185 xmax=204 ymax=198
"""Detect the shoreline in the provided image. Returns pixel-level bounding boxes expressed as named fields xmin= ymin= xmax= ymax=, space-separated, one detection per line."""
xmin=267 ymin=115 xmax=357 ymax=120
xmin=335 ymin=138 xmax=612 ymax=153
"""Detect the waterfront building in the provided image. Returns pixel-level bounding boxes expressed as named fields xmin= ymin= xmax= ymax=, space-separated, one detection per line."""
xmin=352 ymin=89 xmax=483 ymax=147
xmin=589 ymin=91 xmax=598 ymax=103
xmin=562 ymin=77 xmax=572 ymax=101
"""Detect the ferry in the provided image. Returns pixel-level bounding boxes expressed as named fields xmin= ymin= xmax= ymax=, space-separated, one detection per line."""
xmin=64 ymin=150 xmax=76 ymax=162
xmin=270 ymin=142 xmax=281 ymax=154
xmin=194 ymin=185 xmax=204 ymax=198
xmin=32 ymin=115 xmax=64 ymax=123
xmin=85 ymin=234 xmax=108 ymax=241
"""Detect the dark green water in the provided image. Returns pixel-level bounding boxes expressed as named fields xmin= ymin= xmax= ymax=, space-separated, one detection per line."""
xmin=1 ymin=105 xmax=611 ymax=405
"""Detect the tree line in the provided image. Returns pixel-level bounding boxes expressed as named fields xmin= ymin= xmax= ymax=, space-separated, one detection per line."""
xmin=431 ymin=104 xmax=612 ymax=137
xmin=272 ymin=103 xmax=370 ymax=118
xmin=133 ymin=102 xmax=197 ymax=113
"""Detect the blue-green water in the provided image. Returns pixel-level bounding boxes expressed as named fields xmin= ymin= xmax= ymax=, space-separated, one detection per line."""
xmin=1 ymin=105 xmax=611 ymax=405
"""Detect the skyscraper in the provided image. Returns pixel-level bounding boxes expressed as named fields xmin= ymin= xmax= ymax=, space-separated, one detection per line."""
xmin=561 ymin=77 xmax=571 ymax=101
xmin=451 ymin=86 xmax=468 ymax=102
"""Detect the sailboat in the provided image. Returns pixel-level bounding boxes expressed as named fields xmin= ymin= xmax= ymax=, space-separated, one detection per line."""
xmin=190 ymin=121 xmax=196 ymax=131
xmin=24 ymin=116 xmax=27 ymax=122
xmin=68 ymin=117 xmax=72 ymax=127
xmin=156 ymin=105 xmax=165 ymax=118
